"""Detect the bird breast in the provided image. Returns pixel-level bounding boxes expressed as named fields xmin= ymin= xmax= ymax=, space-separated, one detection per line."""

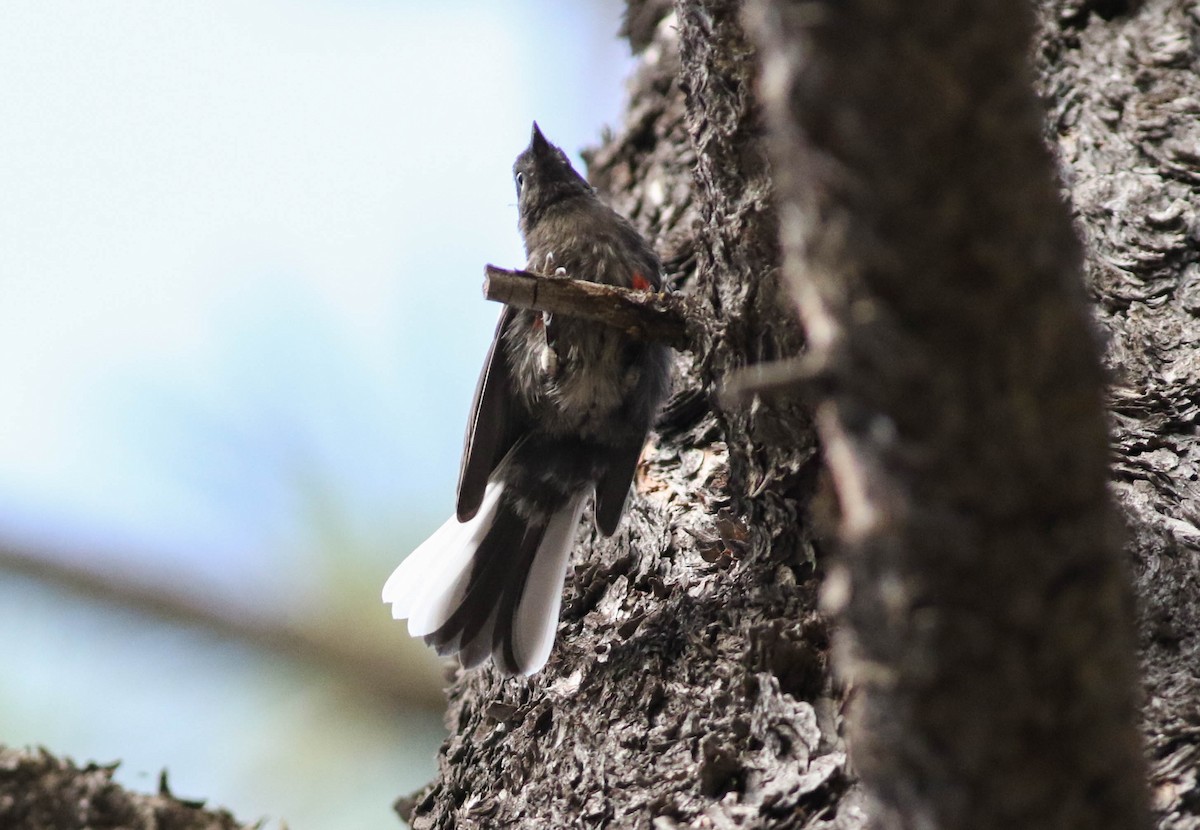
xmin=505 ymin=311 xmax=637 ymax=440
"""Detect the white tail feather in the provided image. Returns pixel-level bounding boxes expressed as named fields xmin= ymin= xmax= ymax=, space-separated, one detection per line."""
xmin=512 ymin=495 xmax=587 ymax=675
xmin=382 ymin=483 xmax=503 ymax=638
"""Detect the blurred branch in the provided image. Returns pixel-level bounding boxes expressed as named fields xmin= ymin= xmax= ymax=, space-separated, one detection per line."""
xmin=483 ymin=264 xmax=708 ymax=352
xmin=0 ymin=540 xmax=445 ymax=712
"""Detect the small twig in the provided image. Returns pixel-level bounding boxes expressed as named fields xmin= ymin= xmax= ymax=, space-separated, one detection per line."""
xmin=718 ymin=354 xmax=832 ymax=406
xmin=482 ymin=265 xmax=703 ymax=352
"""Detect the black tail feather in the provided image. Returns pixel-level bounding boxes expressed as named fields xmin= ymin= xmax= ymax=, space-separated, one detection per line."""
xmin=424 ymin=499 xmax=549 ymax=671
xmin=492 ymin=524 xmax=546 ymax=674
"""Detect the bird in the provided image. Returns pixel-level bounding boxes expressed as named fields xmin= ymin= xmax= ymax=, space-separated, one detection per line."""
xmin=382 ymin=122 xmax=671 ymax=675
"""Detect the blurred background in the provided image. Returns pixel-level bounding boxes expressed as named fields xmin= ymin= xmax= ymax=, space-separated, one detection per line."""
xmin=0 ymin=1 xmax=634 ymax=827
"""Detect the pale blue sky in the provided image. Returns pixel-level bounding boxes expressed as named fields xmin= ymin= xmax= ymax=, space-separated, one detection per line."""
xmin=0 ymin=0 xmax=631 ymax=580
xmin=0 ymin=2 xmax=633 ymax=827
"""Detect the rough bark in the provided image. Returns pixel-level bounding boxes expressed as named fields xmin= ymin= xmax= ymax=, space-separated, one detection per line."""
xmin=747 ymin=0 xmax=1149 ymax=827
xmin=7 ymin=1 xmax=1197 ymax=828
xmin=399 ymin=0 xmax=1200 ymax=829
xmin=1034 ymin=2 xmax=1200 ymax=825
xmin=398 ymin=3 xmax=841 ymax=828
xmin=0 ymin=747 xmax=252 ymax=830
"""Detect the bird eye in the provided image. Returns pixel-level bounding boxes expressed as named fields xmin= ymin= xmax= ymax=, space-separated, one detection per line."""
xmin=515 ymin=172 xmax=525 ymax=193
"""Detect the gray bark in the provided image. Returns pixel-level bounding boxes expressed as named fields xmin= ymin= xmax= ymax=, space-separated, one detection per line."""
xmin=1035 ymin=2 xmax=1200 ymax=826
xmin=399 ymin=3 xmax=837 ymax=828
xmin=747 ymin=0 xmax=1150 ymax=827
xmin=401 ymin=0 xmax=1200 ymax=828
xmin=5 ymin=1 xmax=1197 ymax=828
xmin=0 ymin=748 xmax=252 ymax=830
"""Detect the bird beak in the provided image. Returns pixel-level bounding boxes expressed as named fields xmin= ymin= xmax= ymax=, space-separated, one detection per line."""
xmin=531 ymin=121 xmax=551 ymax=155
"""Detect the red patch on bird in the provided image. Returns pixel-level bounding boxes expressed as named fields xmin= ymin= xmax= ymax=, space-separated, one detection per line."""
xmin=531 ymin=315 xmax=544 ymax=331
xmin=632 ymin=272 xmax=651 ymax=291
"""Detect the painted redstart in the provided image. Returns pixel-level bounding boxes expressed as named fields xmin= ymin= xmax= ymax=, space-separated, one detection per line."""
xmin=382 ymin=123 xmax=671 ymax=675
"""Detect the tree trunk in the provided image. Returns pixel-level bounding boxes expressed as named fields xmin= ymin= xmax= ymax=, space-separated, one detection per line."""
xmin=746 ymin=0 xmax=1150 ymax=826
xmin=399 ymin=2 xmax=837 ymax=828
xmin=1034 ymin=1 xmax=1200 ymax=826
xmin=3 ymin=1 xmax=1196 ymax=829
xmin=399 ymin=0 xmax=1200 ymax=829
xmin=0 ymin=748 xmax=252 ymax=830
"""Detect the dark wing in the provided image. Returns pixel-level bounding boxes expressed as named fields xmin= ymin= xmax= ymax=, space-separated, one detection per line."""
xmin=456 ymin=306 xmax=520 ymax=521
xmin=593 ymin=439 xmax=644 ymax=536
xmin=592 ymin=241 xmax=667 ymax=536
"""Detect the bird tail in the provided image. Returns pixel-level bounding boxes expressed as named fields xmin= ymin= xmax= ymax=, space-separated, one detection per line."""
xmin=382 ymin=483 xmax=585 ymax=675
